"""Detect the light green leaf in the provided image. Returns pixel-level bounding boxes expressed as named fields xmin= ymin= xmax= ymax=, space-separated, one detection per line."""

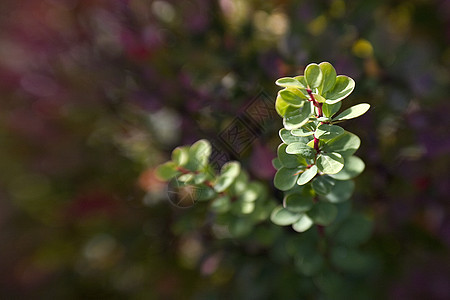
xmin=316 ymin=152 xmax=344 ymax=174
xmin=322 ymin=131 xmax=361 ymax=157
xmin=274 ymin=167 xmax=303 ymax=191
xmin=186 ymin=139 xmax=211 ymax=171
xmin=314 ymin=124 xmax=345 ymax=140
xmin=155 ymin=162 xmax=180 ymax=181
xmin=322 ymin=102 xmax=342 ymax=118
xmin=283 ymin=193 xmax=314 ymax=213
xmin=333 ymin=103 xmax=370 ymax=121
xmin=324 ymin=180 xmax=355 ymax=203
xmin=286 ymin=142 xmax=316 ymax=159
xmin=214 ymin=161 xmax=241 ymax=192
xmin=319 ymin=62 xmax=337 ymax=94
xmin=325 ymin=75 xmax=355 ymax=104
xmin=272 ymin=157 xmax=282 ymax=170
xmin=278 ymin=143 xmax=301 ymax=168
xmin=276 ymin=77 xmax=307 ymax=89
xmin=270 ymin=206 xmax=302 ymax=226
xmin=329 ymin=156 xmax=365 ymax=180
xmin=283 ymin=102 xmax=312 ymax=130
xmin=292 ymin=214 xmax=314 ymax=232
xmin=280 ymin=89 xmax=308 ymax=106
xmin=313 ymin=93 xmax=326 ymax=103
xmin=293 ymin=75 xmax=308 ymax=88
xmin=305 ymin=63 xmax=323 ymax=88
xmin=291 ymin=127 xmax=314 ymax=137
xmin=275 ymin=94 xmax=292 ymax=117
xmin=297 ymin=165 xmax=318 ymax=185
xmin=228 ymin=217 xmax=253 ymax=237
xmin=172 ymin=147 xmax=189 ymax=166
xmin=307 ymin=202 xmax=338 ymax=225
xmin=279 ymin=128 xmax=311 ymax=145
xmin=311 ymin=175 xmax=336 ymax=195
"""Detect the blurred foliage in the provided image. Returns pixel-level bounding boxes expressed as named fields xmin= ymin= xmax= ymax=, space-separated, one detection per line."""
xmin=0 ymin=0 xmax=449 ymax=299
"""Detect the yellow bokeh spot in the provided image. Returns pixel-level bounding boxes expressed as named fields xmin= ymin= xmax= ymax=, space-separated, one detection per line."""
xmin=330 ymin=0 xmax=346 ymax=18
xmin=308 ymin=15 xmax=327 ymax=36
xmin=352 ymin=39 xmax=374 ymax=58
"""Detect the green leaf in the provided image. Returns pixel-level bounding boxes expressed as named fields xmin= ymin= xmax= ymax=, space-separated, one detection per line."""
xmin=297 ymin=165 xmax=318 ymax=185
xmin=314 ymin=124 xmax=345 ymax=140
xmin=292 ymin=214 xmax=314 ymax=232
xmin=286 ymin=142 xmax=316 ymax=159
xmin=316 ymin=152 xmax=344 ymax=174
xmin=155 ymin=162 xmax=180 ymax=181
xmin=214 ymin=162 xmax=241 ymax=192
xmin=211 ymin=196 xmax=231 ymax=213
xmin=178 ymin=173 xmax=194 ymax=183
xmin=312 ymin=93 xmax=326 ymax=103
xmin=333 ymin=103 xmax=370 ymax=121
xmin=283 ymin=193 xmax=314 ymax=213
xmin=319 ymin=62 xmax=337 ymax=94
xmin=275 ymin=94 xmax=292 ymax=117
xmin=311 ymin=175 xmax=336 ymax=195
xmin=278 ymin=143 xmax=301 ymax=168
xmin=276 ymin=77 xmax=307 ymax=89
xmin=305 ymin=63 xmax=323 ymax=88
xmin=324 ymin=75 xmax=355 ymax=104
xmin=270 ymin=206 xmax=302 ymax=226
xmin=283 ymin=102 xmax=312 ymax=130
xmin=279 ymin=128 xmax=311 ymax=145
xmin=186 ymin=139 xmax=211 ymax=170
xmin=232 ymin=200 xmax=255 ymax=214
xmin=272 ymin=157 xmax=282 ymax=170
xmin=279 ymin=89 xmax=308 ymax=106
xmin=291 ymin=127 xmax=314 ymax=137
xmin=329 ymin=156 xmax=365 ymax=180
xmin=195 ymin=187 xmax=217 ymax=201
xmin=172 ymin=147 xmax=189 ymax=166
xmin=322 ymin=131 xmax=361 ymax=157
xmin=322 ymin=102 xmax=342 ymax=118
xmin=324 ymin=180 xmax=355 ymax=203
xmin=274 ymin=167 xmax=303 ymax=191
xmin=293 ymin=75 xmax=308 ymax=88
xmin=307 ymin=202 xmax=338 ymax=225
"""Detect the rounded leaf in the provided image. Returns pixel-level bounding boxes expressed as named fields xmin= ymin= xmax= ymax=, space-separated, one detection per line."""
xmin=314 ymin=124 xmax=345 ymax=140
xmin=333 ymin=103 xmax=370 ymax=121
xmin=274 ymin=167 xmax=302 ymax=191
xmin=278 ymin=143 xmax=301 ymax=168
xmin=172 ymin=147 xmax=189 ymax=166
xmin=211 ymin=196 xmax=231 ymax=213
xmin=305 ymin=63 xmax=323 ymax=88
xmin=316 ymin=152 xmax=344 ymax=174
xmin=297 ymin=165 xmax=318 ymax=185
xmin=324 ymin=180 xmax=355 ymax=203
xmin=329 ymin=156 xmax=365 ymax=180
xmin=325 ymin=75 xmax=355 ymax=104
xmin=319 ymin=62 xmax=337 ymax=94
xmin=292 ymin=214 xmax=314 ymax=232
xmin=311 ymin=175 xmax=336 ymax=195
xmin=283 ymin=193 xmax=314 ymax=213
xmin=279 ymin=89 xmax=308 ymax=106
xmin=270 ymin=206 xmax=302 ymax=226
xmin=155 ymin=162 xmax=180 ymax=181
xmin=283 ymin=103 xmax=312 ymax=130
xmin=322 ymin=102 xmax=342 ymax=118
xmin=322 ymin=131 xmax=361 ymax=157
xmin=279 ymin=128 xmax=310 ymax=145
xmin=286 ymin=142 xmax=316 ymax=159
xmin=276 ymin=77 xmax=307 ymax=89
xmin=275 ymin=94 xmax=292 ymax=117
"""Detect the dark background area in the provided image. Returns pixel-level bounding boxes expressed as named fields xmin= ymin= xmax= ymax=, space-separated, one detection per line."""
xmin=0 ymin=0 xmax=448 ymax=298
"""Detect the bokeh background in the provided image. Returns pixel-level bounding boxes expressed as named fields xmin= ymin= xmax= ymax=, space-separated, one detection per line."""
xmin=0 ymin=0 xmax=449 ymax=298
